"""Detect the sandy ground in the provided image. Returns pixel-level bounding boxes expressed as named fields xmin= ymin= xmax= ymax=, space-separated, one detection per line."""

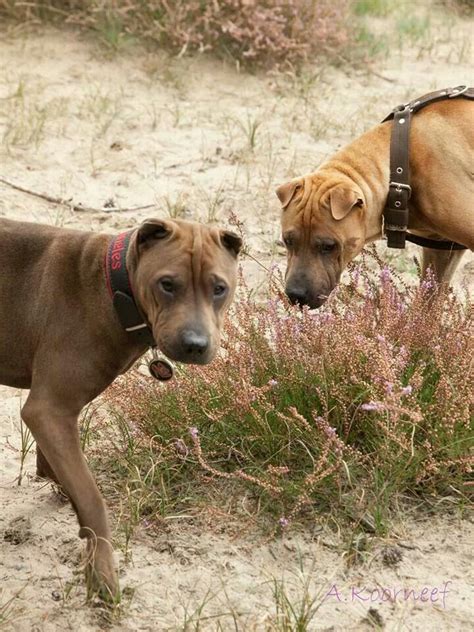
xmin=0 ymin=7 xmax=473 ymax=631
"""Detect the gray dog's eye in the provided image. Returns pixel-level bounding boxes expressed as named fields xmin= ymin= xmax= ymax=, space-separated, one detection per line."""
xmin=159 ymin=278 xmax=175 ymax=294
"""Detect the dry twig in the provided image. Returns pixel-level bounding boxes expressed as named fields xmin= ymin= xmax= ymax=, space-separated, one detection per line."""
xmin=0 ymin=176 xmax=156 ymax=213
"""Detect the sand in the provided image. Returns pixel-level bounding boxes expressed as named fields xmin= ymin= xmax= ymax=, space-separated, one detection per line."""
xmin=0 ymin=10 xmax=473 ymax=631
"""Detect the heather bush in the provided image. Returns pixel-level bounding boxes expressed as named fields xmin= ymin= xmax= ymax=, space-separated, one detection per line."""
xmin=98 ymin=258 xmax=473 ymax=536
xmin=0 ymin=0 xmax=353 ymax=68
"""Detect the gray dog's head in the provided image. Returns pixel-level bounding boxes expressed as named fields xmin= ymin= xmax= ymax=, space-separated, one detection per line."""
xmin=130 ymin=218 xmax=242 ymax=364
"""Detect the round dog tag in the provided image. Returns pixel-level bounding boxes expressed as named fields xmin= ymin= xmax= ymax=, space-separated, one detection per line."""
xmin=149 ymin=358 xmax=174 ymax=381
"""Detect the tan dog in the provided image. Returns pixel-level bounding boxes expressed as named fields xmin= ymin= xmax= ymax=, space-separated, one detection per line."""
xmin=276 ymin=99 xmax=473 ymax=308
xmin=0 ymin=217 xmax=241 ymax=598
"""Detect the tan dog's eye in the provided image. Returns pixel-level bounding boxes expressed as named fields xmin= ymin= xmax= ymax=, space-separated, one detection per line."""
xmin=213 ymin=283 xmax=228 ymax=298
xmin=320 ymin=240 xmax=336 ymax=254
xmin=282 ymin=234 xmax=294 ymax=248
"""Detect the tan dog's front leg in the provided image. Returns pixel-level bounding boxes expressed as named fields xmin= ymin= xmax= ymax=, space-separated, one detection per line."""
xmin=421 ymin=248 xmax=465 ymax=285
xmin=21 ymin=394 xmax=118 ymax=601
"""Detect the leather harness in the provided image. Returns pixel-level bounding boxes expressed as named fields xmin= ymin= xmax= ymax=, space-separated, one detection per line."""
xmin=382 ymin=85 xmax=474 ymax=250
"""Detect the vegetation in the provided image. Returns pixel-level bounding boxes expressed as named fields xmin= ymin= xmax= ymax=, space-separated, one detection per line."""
xmin=0 ymin=0 xmax=353 ymax=68
xmin=3 ymin=0 xmax=467 ymax=68
xmin=95 ymin=257 xmax=473 ymax=542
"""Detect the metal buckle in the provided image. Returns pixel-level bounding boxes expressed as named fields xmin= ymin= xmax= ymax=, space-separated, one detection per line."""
xmin=389 ymin=181 xmax=412 ymax=198
xmin=448 ymin=85 xmax=467 ymax=98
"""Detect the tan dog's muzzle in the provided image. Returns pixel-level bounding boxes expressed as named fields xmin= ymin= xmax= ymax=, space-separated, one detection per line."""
xmin=277 ymin=176 xmax=366 ymax=309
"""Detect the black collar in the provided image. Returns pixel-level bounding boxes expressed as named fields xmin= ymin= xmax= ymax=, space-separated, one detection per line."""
xmin=105 ymin=230 xmax=156 ymax=347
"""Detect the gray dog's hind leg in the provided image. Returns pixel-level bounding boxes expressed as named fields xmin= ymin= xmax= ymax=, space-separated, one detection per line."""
xmin=36 ymin=447 xmax=59 ymax=483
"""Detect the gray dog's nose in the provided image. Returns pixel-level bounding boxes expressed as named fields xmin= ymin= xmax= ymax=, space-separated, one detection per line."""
xmin=181 ymin=330 xmax=209 ymax=356
xmin=286 ymin=287 xmax=308 ymax=306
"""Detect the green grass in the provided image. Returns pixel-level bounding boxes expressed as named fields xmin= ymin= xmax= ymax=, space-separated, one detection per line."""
xmin=355 ymin=25 xmax=388 ymax=57
xmin=396 ymin=15 xmax=431 ymax=42
xmin=353 ymin=0 xmax=394 ymax=16
xmin=95 ymin=13 xmax=136 ymax=53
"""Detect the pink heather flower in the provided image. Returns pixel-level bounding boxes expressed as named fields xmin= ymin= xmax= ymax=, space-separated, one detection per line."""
xmin=352 ymin=265 xmax=362 ymax=286
xmin=380 ymin=266 xmax=391 ymax=284
xmin=278 ymin=517 xmax=289 ymax=528
xmin=189 ymin=427 xmax=199 ymax=439
xmin=421 ymin=275 xmax=435 ymax=291
xmin=401 ymin=385 xmax=412 ymax=396
xmin=175 ymin=439 xmax=188 ymax=456
xmin=376 ymin=334 xmax=386 ymax=343
xmin=320 ymin=313 xmax=334 ymax=324
xmin=268 ymin=378 xmax=278 ymax=388
xmin=323 ymin=425 xmax=337 ymax=438
xmin=361 ymin=401 xmax=384 ymax=412
xmin=385 ymin=382 xmax=394 ymax=395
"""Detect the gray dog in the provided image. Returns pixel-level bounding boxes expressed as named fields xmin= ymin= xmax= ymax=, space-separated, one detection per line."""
xmin=0 ymin=216 xmax=242 ymax=598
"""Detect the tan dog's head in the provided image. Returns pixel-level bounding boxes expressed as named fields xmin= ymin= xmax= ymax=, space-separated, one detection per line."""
xmin=129 ymin=218 xmax=242 ymax=364
xmin=276 ymin=173 xmax=367 ymax=308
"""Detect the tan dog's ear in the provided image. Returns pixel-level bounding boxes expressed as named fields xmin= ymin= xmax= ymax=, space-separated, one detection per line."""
xmin=220 ymin=230 xmax=242 ymax=257
xmin=329 ymin=186 xmax=364 ymax=221
xmin=137 ymin=218 xmax=171 ymax=246
xmin=276 ymin=180 xmax=303 ymax=209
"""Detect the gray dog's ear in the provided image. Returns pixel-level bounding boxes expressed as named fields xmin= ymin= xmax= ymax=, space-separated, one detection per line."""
xmin=220 ymin=230 xmax=242 ymax=257
xmin=275 ymin=180 xmax=303 ymax=209
xmin=329 ymin=186 xmax=364 ymax=221
xmin=137 ymin=219 xmax=171 ymax=246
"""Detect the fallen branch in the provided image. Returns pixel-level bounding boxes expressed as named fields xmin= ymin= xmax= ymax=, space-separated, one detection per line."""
xmin=0 ymin=176 xmax=156 ymax=213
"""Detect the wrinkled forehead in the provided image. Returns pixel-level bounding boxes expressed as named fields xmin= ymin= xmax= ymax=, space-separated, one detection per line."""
xmin=282 ymin=199 xmax=330 ymax=236
xmin=140 ymin=223 xmax=234 ymax=278
xmin=282 ymin=177 xmax=327 ymax=225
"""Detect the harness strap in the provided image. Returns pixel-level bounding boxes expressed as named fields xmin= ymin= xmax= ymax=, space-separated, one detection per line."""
xmin=405 ymin=233 xmax=468 ymax=251
xmin=382 ymin=85 xmax=474 ymax=123
xmin=384 ymin=105 xmax=411 ymax=248
xmin=382 ymin=85 xmax=473 ymax=250
xmin=105 ymin=231 xmax=156 ymax=347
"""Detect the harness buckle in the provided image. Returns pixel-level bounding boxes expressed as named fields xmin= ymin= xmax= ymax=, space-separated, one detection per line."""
xmin=448 ymin=85 xmax=467 ymax=98
xmin=389 ymin=181 xmax=412 ymax=198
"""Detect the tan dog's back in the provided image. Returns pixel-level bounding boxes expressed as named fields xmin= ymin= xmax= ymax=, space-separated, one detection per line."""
xmin=409 ymin=100 xmax=474 ymax=246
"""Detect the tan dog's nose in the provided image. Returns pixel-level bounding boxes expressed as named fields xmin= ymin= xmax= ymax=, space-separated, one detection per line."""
xmin=286 ymin=286 xmax=309 ymax=306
